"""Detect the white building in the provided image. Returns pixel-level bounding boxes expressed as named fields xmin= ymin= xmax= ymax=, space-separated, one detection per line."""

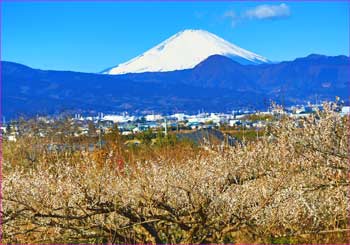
xmin=229 ymin=120 xmax=241 ymax=127
xmin=145 ymin=114 xmax=163 ymax=121
xmin=171 ymin=113 xmax=187 ymax=121
xmin=103 ymin=115 xmax=135 ymax=123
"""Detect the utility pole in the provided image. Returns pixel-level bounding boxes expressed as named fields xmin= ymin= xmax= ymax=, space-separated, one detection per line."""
xmin=164 ymin=118 xmax=168 ymax=136
xmin=98 ymin=125 xmax=103 ymax=149
xmin=243 ymin=124 xmax=245 ymax=142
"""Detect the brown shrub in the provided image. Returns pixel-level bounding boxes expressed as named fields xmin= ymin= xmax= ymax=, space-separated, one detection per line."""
xmin=2 ymin=102 xmax=349 ymax=243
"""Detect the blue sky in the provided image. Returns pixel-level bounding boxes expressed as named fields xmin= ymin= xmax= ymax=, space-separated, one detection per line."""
xmin=1 ymin=1 xmax=349 ymax=73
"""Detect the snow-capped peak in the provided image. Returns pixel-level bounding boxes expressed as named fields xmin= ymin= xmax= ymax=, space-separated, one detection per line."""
xmin=103 ymin=29 xmax=269 ymax=75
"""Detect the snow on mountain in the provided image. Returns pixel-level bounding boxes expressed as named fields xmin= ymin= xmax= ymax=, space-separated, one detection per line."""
xmin=103 ymin=29 xmax=269 ymax=75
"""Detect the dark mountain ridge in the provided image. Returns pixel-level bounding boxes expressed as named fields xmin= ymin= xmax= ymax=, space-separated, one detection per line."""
xmin=2 ymin=54 xmax=349 ymax=119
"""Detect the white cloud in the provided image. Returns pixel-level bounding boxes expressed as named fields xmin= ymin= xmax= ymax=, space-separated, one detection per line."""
xmin=244 ymin=3 xmax=290 ymax=20
xmin=222 ymin=4 xmax=291 ymax=28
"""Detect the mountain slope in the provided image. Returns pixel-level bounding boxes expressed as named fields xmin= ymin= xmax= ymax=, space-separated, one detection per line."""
xmin=2 ymin=54 xmax=349 ymax=119
xmin=3 ymin=61 xmax=249 ymax=118
xmin=103 ymin=29 xmax=269 ymax=74
xmin=121 ymin=54 xmax=350 ymax=94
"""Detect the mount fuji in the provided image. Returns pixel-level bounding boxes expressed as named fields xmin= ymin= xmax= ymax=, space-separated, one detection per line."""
xmin=3 ymin=30 xmax=349 ymax=118
xmin=103 ymin=29 xmax=269 ymax=75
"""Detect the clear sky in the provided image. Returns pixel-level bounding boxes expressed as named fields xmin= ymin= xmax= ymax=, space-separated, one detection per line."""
xmin=1 ymin=1 xmax=349 ymax=73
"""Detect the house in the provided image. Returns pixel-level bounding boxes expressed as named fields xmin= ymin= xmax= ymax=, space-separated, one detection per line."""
xmin=187 ymin=121 xmax=201 ymax=129
xmin=132 ymin=126 xmax=145 ymax=133
xmin=229 ymin=119 xmax=241 ymax=127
